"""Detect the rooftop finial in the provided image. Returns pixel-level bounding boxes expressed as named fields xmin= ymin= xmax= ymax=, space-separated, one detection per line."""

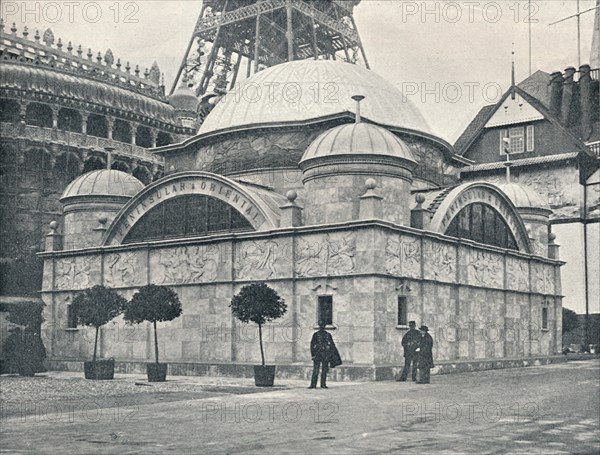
xmin=105 ymin=147 xmax=115 ymax=171
xmin=352 ymin=95 xmax=365 ymax=124
xmin=511 ymin=43 xmax=516 ymax=101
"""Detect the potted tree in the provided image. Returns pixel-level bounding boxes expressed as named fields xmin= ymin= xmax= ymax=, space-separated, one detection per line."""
xmin=230 ymin=283 xmax=287 ymax=387
xmin=71 ymin=285 xmax=126 ymax=380
xmin=124 ymin=284 xmax=182 ymax=382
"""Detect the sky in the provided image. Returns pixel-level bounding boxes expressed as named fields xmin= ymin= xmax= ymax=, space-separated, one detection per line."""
xmin=3 ymin=0 xmax=598 ymax=142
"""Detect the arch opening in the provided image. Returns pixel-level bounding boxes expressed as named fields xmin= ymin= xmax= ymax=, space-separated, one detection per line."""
xmin=123 ymin=194 xmax=253 ymax=244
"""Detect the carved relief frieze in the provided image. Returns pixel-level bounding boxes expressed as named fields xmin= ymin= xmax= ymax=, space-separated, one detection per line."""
xmin=506 ymin=256 xmax=529 ymax=292
xmin=296 ymin=234 xmax=356 ymax=277
xmin=385 ymin=235 xmax=420 ymax=278
xmin=235 ymin=239 xmax=288 ymax=280
xmin=468 ymin=249 xmax=503 ymax=288
xmin=155 ymin=246 xmax=218 ymax=285
xmin=104 ymin=252 xmax=141 ymax=288
xmin=424 ymin=241 xmax=456 ymax=282
xmin=54 ymin=256 xmax=92 ymax=290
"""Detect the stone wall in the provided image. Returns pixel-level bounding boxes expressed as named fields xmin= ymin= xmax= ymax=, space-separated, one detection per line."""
xmin=41 ymin=222 xmax=563 ymax=374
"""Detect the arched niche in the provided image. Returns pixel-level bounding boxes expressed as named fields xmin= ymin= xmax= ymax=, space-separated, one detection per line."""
xmin=429 ymin=182 xmax=532 ymax=253
xmin=103 ymin=171 xmax=280 ymax=246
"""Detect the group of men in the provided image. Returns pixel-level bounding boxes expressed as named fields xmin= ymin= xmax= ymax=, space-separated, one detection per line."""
xmin=308 ymin=320 xmax=434 ymax=388
xmin=397 ymin=321 xmax=434 ymax=384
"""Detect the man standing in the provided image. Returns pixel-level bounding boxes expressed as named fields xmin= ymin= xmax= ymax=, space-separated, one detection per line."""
xmin=397 ymin=321 xmax=420 ymax=382
xmin=309 ymin=322 xmax=336 ymax=389
xmin=416 ymin=325 xmax=434 ymax=384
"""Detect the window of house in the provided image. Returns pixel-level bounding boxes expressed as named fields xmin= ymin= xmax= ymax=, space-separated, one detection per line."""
xmin=317 ymin=296 xmax=333 ymax=326
xmin=500 ymin=126 xmax=534 ymax=155
xmin=397 ymin=296 xmax=408 ymax=326
xmin=542 ymin=304 xmax=548 ymax=330
xmin=526 ymin=125 xmax=535 ymax=152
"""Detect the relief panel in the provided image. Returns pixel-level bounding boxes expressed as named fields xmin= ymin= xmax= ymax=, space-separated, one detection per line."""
xmin=423 ymin=239 xmax=456 ymax=283
xmin=295 ymin=233 xmax=356 ymax=278
xmin=467 ymin=248 xmax=504 ymax=289
xmin=150 ymin=245 xmax=221 ymax=285
xmin=385 ymin=235 xmax=421 ymax=279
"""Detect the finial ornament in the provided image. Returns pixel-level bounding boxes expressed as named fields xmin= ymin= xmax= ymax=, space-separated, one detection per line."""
xmin=352 ymin=95 xmax=365 ymax=124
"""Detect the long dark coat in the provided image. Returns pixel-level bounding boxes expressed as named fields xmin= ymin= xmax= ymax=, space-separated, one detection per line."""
xmin=417 ymin=333 xmax=434 ymax=369
xmin=311 ymin=329 xmax=336 ymax=363
xmin=401 ymin=328 xmax=421 ymax=357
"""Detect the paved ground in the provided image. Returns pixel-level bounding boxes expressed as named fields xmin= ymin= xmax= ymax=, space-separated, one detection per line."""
xmin=1 ymin=360 xmax=599 ymax=454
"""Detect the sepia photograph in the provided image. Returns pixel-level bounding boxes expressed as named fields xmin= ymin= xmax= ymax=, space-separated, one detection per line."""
xmin=0 ymin=0 xmax=599 ymax=453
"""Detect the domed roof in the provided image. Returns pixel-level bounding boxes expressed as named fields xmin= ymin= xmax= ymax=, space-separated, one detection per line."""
xmin=61 ymin=170 xmax=144 ymax=201
xmin=168 ymin=83 xmax=200 ymax=113
xmin=495 ymin=182 xmax=550 ymax=210
xmin=301 ymin=122 xmax=417 ymax=163
xmin=199 ymin=60 xmax=433 ymax=136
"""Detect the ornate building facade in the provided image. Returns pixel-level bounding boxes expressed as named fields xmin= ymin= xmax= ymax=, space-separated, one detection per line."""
xmin=41 ymin=60 xmax=564 ymax=380
xmin=0 ymin=21 xmax=197 ymax=297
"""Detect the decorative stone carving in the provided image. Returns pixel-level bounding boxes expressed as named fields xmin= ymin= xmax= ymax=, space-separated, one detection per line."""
xmin=385 ymin=236 xmax=420 ymax=278
xmin=296 ymin=234 xmax=355 ymax=277
xmin=156 ymin=246 xmax=218 ymax=284
xmin=424 ymin=242 xmax=456 ymax=282
xmin=506 ymin=256 xmax=529 ymax=292
xmin=105 ymin=252 xmax=139 ymax=287
xmin=468 ymin=250 xmax=503 ymax=288
xmin=55 ymin=257 xmax=91 ymax=290
xmin=235 ymin=240 xmax=282 ymax=280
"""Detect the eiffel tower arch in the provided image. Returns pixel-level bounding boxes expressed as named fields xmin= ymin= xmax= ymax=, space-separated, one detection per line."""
xmin=170 ymin=0 xmax=369 ymax=98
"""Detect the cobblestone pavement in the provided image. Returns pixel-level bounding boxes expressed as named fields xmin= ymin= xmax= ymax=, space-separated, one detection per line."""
xmin=1 ymin=360 xmax=598 ymax=454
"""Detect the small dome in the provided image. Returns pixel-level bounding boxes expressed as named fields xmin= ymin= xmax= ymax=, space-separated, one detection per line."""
xmin=168 ymin=84 xmax=199 ymax=113
xmin=61 ymin=170 xmax=144 ymax=201
xmin=496 ymin=182 xmax=550 ymax=210
xmin=300 ymin=122 xmax=417 ymax=163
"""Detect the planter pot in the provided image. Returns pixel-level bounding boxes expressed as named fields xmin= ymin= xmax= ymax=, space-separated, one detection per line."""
xmin=147 ymin=363 xmax=168 ymax=382
xmin=254 ymin=365 xmax=276 ymax=387
xmin=84 ymin=359 xmax=115 ymax=380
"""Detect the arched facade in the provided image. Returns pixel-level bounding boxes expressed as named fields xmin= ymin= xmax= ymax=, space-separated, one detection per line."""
xmin=104 ymin=172 xmax=282 ymax=246
xmin=428 ymin=182 xmax=533 ymax=253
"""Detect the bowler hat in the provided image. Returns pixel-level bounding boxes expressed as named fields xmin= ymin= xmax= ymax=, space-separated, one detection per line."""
xmin=419 ymin=325 xmax=429 ymax=332
xmin=408 ymin=321 xmax=416 ymax=326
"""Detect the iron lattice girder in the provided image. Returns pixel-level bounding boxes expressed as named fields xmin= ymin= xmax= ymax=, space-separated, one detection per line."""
xmin=194 ymin=0 xmax=360 ymax=45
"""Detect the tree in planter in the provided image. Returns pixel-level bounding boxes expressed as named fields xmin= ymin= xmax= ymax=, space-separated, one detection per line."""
xmin=123 ymin=284 xmax=182 ymax=380
xmin=230 ymin=283 xmax=287 ymax=367
xmin=71 ymin=286 xmax=126 ymax=378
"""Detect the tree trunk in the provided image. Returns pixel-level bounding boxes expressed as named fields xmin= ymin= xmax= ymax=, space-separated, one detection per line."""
xmin=258 ymin=323 xmax=265 ymax=366
xmin=93 ymin=326 xmax=99 ymax=364
xmin=153 ymin=320 xmax=159 ymax=364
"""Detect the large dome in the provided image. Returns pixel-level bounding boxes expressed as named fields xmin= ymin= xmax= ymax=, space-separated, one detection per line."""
xmin=199 ymin=60 xmax=433 ymax=136
xmin=61 ymin=170 xmax=144 ymax=201
xmin=301 ymin=122 xmax=416 ymax=163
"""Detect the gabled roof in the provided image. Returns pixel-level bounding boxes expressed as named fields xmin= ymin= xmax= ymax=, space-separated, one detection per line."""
xmin=454 ymin=85 xmax=594 ymax=159
xmin=453 ymin=105 xmax=496 ymax=156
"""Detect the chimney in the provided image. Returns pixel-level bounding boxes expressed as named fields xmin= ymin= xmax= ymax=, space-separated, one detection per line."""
xmin=560 ymin=67 xmax=576 ymax=125
xmin=579 ymin=64 xmax=593 ymax=140
xmin=548 ymin=71 xmax=563 ymax=117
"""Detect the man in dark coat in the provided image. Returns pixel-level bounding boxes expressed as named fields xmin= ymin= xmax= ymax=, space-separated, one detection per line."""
xmin=397 ymin=320 xmax=420 ymax=381
xmin=416 ymin=325 xmax=434 ymax=384
xmin=309 ymin=322 xmax=337 ymax=389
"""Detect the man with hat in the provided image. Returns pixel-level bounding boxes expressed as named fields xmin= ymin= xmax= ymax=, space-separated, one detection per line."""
xmin=416 ymin=324 xmax=434 ymax=384
xmin=397 ymin=321 xmax=420 ymax=382
xmin=308 ymin=321 xmax=338 ymax=389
